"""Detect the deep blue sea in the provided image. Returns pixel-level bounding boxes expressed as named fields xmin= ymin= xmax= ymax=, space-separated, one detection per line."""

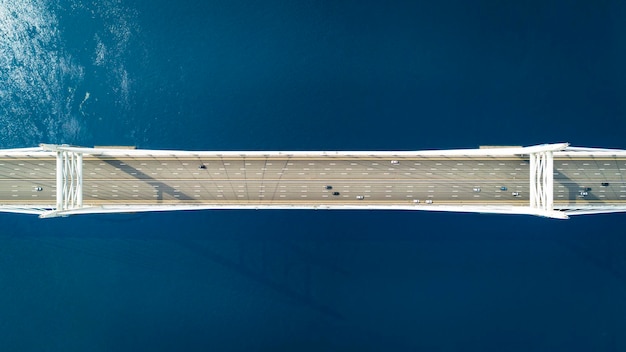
xmin=1 ymin=0 xmax=626 ymax=351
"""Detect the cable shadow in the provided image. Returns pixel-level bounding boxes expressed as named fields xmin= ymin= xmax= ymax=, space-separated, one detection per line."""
xmin=99 ymin=158 xmax=194 ymax=202
xmin=554 ymin=170 xmax=602 ymax=203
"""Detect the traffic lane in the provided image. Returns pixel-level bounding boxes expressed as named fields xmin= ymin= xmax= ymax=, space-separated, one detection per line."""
xmin=554 ymin=158 xmax=626 ymax=202
xmin=79 ymin=179 xmax=530 ymax=203
xmin=0 ymin=158 xmax=56 ymax=181
xmin=81 ymin=157 xmax=529 ymax=183
xmin=0 ymin=179 xmax=56 ymax=201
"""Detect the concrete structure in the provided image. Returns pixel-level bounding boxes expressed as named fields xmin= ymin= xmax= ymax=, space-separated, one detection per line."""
xmin=1 ymin=143 xmax=625 ymax=219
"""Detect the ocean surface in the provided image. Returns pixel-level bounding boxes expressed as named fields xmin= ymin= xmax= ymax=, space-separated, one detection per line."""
xmin=1 ymin=0 xmax=626 ymax=350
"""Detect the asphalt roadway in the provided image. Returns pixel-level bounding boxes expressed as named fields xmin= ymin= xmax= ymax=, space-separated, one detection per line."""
xmin=1 ymin=153 xmax=625 ymax=209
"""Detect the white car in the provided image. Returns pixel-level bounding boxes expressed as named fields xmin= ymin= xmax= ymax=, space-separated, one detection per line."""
xmin=356 ymin=195 xmax=365 ymax=200
xmin=512 ymin=192 xmax=520 ymax=197
xmin=412 ymin=199 xmax=420 ymax=204
xmin=473 ymin=188 xmax=481 ymax=192
xmin=390 ymin=160 xmax=399 ymax=165
xmin=425 ymin=199 xmax=433 ymax=204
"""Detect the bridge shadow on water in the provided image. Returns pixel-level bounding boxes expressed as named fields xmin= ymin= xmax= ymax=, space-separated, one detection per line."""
xmin=13 ymin=211 xmax=355 ymax=322
xmin=4 ymin=208 xmax=626 ymax=350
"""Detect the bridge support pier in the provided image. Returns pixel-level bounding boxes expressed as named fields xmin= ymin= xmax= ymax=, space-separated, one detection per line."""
xmin=40 ymin=144 xmax=84 ymax=218
xmin=529 ymin=150 xmax=554 ymax=215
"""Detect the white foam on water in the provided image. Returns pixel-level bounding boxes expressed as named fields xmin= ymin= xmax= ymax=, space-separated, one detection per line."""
xmin=78 ymin=91 xmax=90 ymax=114
xmin=93 ymin=34 xmax=107 ymax=67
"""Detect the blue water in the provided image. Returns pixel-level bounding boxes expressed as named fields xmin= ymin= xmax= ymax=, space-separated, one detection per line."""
xmin=1 ymin=0 xmax=626 ymax=350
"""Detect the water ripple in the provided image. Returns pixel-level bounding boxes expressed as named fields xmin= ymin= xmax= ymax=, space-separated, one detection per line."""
xmin=0 ymin=0 xmax=140 ymax=148
xmin=0 ymin=0 xmax=84 ymax=147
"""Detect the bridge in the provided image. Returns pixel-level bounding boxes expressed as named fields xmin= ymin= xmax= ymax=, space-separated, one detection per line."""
xmin=0 ymin=143 xmax=625 ymax=219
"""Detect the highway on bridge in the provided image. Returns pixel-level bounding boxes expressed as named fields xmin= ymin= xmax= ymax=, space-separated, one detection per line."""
xmin=1 ymin=154 xmax=624 ymax=209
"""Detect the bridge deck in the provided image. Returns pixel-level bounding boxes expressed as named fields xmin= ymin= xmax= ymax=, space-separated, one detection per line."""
xmin=1 ymin=154 xmax=624 ymax=208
